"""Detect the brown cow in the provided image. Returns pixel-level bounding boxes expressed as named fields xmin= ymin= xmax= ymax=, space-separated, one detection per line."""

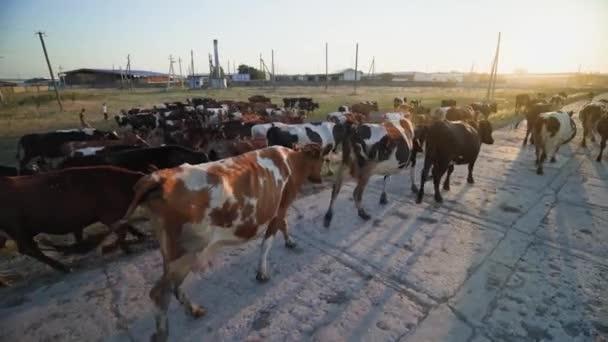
xmin=580 ymin=102 xmax=608 ymax=148
xmin=113 ymin=145 xmax=324 ymax=342
xmin=0 ymin=167 xmax=146 ymax=272
xmin=351 ymin=101 xmax=379 ymax=116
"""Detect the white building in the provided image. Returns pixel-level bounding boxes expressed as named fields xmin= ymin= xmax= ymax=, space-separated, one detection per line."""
xmin=339 ymin=68 xmax=364 ymax=81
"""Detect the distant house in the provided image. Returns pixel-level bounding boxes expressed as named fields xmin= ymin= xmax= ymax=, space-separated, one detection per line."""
xmin=338 ymin=68 xmax=364 ymax=81
xmin=63 ymin=68 xmax=171 ymax=86
xmin=187 ymin=74 xmax=210 ymax=88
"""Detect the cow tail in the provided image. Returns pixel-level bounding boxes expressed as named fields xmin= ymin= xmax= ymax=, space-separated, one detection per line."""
xmin=15 ymin=138 xmax=22 ymax=164
xmin=120 ymin=174 xmax=164 ymax=223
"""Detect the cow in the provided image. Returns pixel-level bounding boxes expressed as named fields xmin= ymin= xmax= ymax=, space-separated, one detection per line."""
xmin=393 ymin=97 xmax=407 ymax=109
xmin=338 ymin=105 xmax=350 ymax=112
xmin=60 ymin=145 xmax=209 ymax=173
xmin=519 ymin=102 xmax=556 ymax=146
xmin=323 ymin=118 xmax=416 ymax=227
xmin=415 ymin=119 xmax=494 ymax=203
xmin=0 ymin=166 xmax=147 ymax=272
xmin=115 ymin=112 xmax=160 ymax=132
xmin=60 ymin=133 xmax=148 ymax=157
xmin=595 ymin=114 xmax=608 ymax=162
xmin=207 ymin=138 xmax=268 ymax=161
xmin=470 ymin=102 xmax=497 ymax=119
xmin=248 ymin=95 xmax=272 ymax=103
xmin=108 ymin=145 xmax=323 ymax=342
xmin=533 ymin=111 xmax=576 ymax=174
xmin=549 ymin=95 xmax=565 ymax=107
xmin=16 ymin=129 xmax=119 ymax=171
xmin=266 ymin=122 xmax=346 ymax=175
xmin=251 ymin=122 xmax=288 ymax=140
xmin=515 ymin=94 xmax=531 ymax=112
xmin=218 ymin=120 xmax=257 ymax=139
xmin=351 ymin=101 xmax=379 ymax=116
xmin=446 ymin=106 xmax=477 ymax=123
xmin=580 ymin=102 xmax=608 ymax=148
xmin=441 ymin=99 xmax=457 ymax=107
xmin=383 ymin=112 xmax=409 ymax=121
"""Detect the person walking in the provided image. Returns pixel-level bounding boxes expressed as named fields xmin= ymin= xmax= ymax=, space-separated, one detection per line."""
xmin=79 ymin=108 xmax=92 ymax=128
xmin=102 ymin=102 xmax=108 ymax=120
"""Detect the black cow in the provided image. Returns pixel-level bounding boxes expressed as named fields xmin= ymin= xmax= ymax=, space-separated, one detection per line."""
xmin=60 ymin=145 xmax=209 ymax=173
xmin=17 ymin=129 xmax=119 ymax=171
xmin=115 ymin=113 xmax=159 ymax=132
xmin=515 ymin=94 xmax=530 ymax=112
xmin=415 ymin=119 xmax=494 ymax=203
xmin=520 ymin=102 xmax=555 ymax=146
xmin=219 ymin=120 xmax=257 ymax=139
xmin=441 ymin=99 xmax=457 ymax=107
xmin=596 ymin=114 xmax=608 ymax=162
xmin=470 ymin=102 xmax=498 ymax=119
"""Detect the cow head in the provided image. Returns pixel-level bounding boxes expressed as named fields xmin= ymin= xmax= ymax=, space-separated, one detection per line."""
xmin=295 ymin=143 xmax=324 ymax=184
xmin=478 ymin=120 xmax=494 ymax=145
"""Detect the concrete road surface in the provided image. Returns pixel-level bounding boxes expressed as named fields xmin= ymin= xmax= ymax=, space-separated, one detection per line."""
xmin=1 ymin=95 xmax=607 ymax=342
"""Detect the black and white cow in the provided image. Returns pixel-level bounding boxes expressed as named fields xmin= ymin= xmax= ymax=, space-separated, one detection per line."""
xmin=323 ymin=118 xmax=416 ymax=227
xmin=533 ymin=111 xmax=576 ymax=175
xmin=266 ymin=122 xmax=347 ymax=174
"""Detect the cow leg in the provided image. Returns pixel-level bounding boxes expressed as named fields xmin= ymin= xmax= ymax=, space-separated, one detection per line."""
xmin=536 ymin=150 xmax=546 ymax=175
xmin=17 ymin=237 xmax=71 ymax=273
xmin=323 ymin=165 xmax=346 ymax=228
xmin=379 ymin=175 xmax=389 ymax=205
xmin=443 ymin=164 xmax=455 ymax=190
xmin=597 ymin=137 xmax=606 ymax=162
xmin=354 ymin=170 xmax=373 ymax=221
xmin=416 ymin=156 xmax=432 ymax=203
xmin=409 ymin=152 xmax=419 ymax=193
xmin=432 ymin=161 xmax=448 ymax=203
xmin=581 ymin=124 xmax=588 ymax=147
xmin=256 ymin=230 xmax=276 ymax=282
xmin=149 ymin=277 xmax=171 ymax=342
xmin=523 ymin=127 xmax=530 ymax=146
xmin=168 ymin=254 xmax=205 ymax=318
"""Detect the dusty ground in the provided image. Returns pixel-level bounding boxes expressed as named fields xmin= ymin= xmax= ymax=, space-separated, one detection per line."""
xmin=1 ymin=95 xmax=607 ymax=341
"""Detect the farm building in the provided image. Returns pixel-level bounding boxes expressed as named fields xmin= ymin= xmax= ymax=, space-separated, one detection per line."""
xmin=339 ymin=68 xmax=364 ymax=81
xmin=63 ymin=68 xmax=171 ymax=87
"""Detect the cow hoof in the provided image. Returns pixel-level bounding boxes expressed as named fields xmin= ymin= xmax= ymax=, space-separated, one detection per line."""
xmin=358 ymin=209 xmax=371 ymax=221
xmin=285 ymin=240 xmax=297 ymax=249
xmin=188 ymin=304 xmax=206 ymax=318
xmin=150 ymin=331 xmax=168 ymax=342
xmin=379 ymin=193 xmax=388 ymax=205
xmin=256 ymin=271 xmax=270 ymax=283
xmin=537 ymin=168 xmax=544 ymax=175
xmin=597 ymin=157 xmax=602 ymax=163
xmin=550 ymin=157 xmax=556 ymax=163
xmin=434 ymin=194 xmax=443 ymax=203
xmin=467 ymin=177 xmax=474 ymax=184
xmin=443 ymin=184 xmax=450 ymax=191
xmin=323 ymin=212 xmax=333 ymax=228
xmin=411 ymin=185 xmax=419 ymax=194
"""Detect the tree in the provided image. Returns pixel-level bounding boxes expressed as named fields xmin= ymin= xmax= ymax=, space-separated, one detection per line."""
xmin=237 ymin=64 xmax=266 ymax=80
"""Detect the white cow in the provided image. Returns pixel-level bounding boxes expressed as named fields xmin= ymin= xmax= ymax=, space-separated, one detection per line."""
xmin=534 ymin=110 xmax=576 ymax=175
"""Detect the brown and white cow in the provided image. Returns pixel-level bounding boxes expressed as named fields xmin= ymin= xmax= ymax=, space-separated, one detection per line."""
xmin=351 ymin=101 xmax=379 ymax=116
xmin=323 ymin=118 xmax=416 ymax=227
xmin=579 ymin=101 xmax=608 ymax=148
xmin=533 ymin=111 xmax=576 ymax=175
xmin=114 ymin=145 xmax=323 ymax=342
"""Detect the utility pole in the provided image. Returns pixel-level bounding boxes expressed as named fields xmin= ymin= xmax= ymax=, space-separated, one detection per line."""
xmin=167 ymin=55 xmax=176 ymax=90
xmin=490 ymin=32 xmax=501 ymax=100
xmin=271 ymin=49 xmax=275 ymax=90
xmin=354 ymin=43 xmax=359 ymax=95
xmin=190 ymin=50 xmax=195 ymax=77
xmin=35 ymin=31 xmax=63 ymax=111
xmin=178 ymin=57 xmax=184 ymax=88
xmin=325 ymin=42 xmax=328 ymax=92
xmin=486 ymin=32 xmax=500 ymax=101
xmin=125 ymin=54 xmax=133 ymax=91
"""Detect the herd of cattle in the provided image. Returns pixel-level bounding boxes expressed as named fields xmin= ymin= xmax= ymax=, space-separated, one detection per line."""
xmin=1 ymin=91 xmax=608 ymax=342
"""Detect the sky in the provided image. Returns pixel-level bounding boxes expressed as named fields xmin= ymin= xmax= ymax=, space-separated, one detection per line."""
xmin=0 ymin=0 xmax=607 ymax=79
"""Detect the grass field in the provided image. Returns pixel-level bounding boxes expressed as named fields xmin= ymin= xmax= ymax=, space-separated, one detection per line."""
xmin=0 ymin=85 xmax=602 ymax=165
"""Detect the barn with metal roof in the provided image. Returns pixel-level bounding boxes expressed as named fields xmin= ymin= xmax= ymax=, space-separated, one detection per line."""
xmin=63 ymin=68 xmax=171 ymax=86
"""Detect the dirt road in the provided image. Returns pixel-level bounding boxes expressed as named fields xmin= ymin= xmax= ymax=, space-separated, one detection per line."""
xmin=1 ymin=95 xmax=607 ymax=341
